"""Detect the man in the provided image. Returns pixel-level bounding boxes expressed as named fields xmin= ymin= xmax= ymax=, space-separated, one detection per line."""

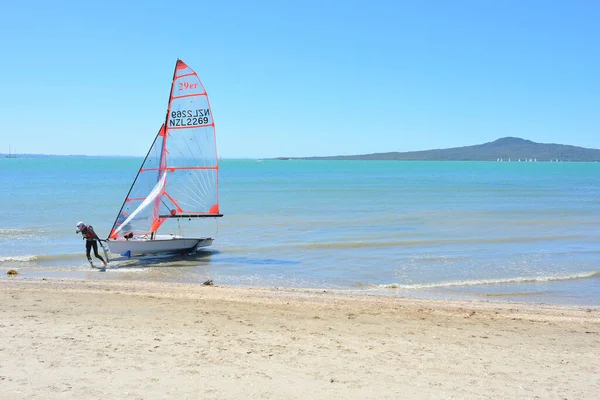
xmin=76 ymin=221 xmax=108 ymax=267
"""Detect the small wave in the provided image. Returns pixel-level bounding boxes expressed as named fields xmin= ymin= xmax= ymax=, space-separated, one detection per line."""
xmin=0 ymin=253 xmax=82 ymax=263
xmin=409 ymin=256 xmax=468 ymax=262
xmin=379 ymin=271 xmax=600 ymax=290
xmin=484 ymin=292 xmax=547 ymax=297
xmin=31 ymin=254 xmax=83 ymax=262
xmin=0 ymin=228 xmax=44 ymax=233
xmin=0 ymin=255 xmax=38 ymax=262
xmin=0 ymin=228 xmax=53 ymax=237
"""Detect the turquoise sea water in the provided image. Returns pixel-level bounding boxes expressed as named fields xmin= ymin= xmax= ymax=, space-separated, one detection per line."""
xmin=1 ymin=157 xmax=599 ymax=305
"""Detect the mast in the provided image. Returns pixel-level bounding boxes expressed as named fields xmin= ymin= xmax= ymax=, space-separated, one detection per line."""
xmin=163 ymin=59 xmax=181 ymax=144
xmin=150 ymin=60 xmax=180 ymax=239
xmin=160 ymin=60 xmax=180 ymax=178
xmin=158 ymin=59 xmax=180 ymax=176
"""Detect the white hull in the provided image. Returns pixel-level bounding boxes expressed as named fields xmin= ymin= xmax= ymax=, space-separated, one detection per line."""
xmin=106 ymin=236 xmax=213 ymax=256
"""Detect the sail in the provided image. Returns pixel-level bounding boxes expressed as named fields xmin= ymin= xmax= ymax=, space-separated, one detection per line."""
xmin=109 ymin=60 xmax=220 ymax=239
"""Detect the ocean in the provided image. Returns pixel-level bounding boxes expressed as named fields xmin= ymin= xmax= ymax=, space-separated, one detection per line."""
xmin=1 ymin=157 xmax=599 ymax=306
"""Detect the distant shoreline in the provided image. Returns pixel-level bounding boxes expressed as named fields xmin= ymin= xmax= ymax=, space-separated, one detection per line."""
xmin=276 ymin=137 xmax=600 ymax=162
xmin=4 ymin=136 xmax=600 ymax=161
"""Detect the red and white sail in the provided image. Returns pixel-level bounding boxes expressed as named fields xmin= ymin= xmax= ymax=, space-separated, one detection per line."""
xmin=110 ymin=60 xmax=220 ymax=239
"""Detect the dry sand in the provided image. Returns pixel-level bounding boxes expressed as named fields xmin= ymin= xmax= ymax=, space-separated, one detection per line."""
xmin=1 ymin=277 xmax=598 ymax=399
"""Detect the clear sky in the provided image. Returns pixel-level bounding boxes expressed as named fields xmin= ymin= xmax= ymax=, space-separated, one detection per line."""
xmin=1 ymin=1 xmax=598 ymax=158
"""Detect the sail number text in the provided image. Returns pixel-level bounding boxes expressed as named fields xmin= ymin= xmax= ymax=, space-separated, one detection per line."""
xmin=169 ymin=109 xmax=211 ymax=127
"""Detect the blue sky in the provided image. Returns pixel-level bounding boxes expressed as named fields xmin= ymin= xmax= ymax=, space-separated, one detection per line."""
xmin=1 ymin=1 xmax=598 ymax=158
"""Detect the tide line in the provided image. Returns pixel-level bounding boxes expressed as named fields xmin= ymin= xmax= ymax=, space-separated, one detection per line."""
xmin=380 ymin=271 xmax=600 ymax=290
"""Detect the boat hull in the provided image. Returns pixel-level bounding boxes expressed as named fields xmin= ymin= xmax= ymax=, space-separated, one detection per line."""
xmin=106 ymin=236 xmax=213 ymax=256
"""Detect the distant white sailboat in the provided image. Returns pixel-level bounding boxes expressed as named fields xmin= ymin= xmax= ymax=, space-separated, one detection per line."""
xmin=6 ymin=144 xmax=17 ymax=158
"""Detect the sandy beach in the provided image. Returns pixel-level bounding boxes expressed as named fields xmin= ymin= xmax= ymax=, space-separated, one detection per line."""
xmin=1 ymin=278 xmax=598 ymax=399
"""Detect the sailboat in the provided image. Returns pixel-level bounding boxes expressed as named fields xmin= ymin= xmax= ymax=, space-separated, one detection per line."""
xmin=105 ymin=60 xmax=222 ymax=256
xmin=6 ymin=144 xmax=17 ymax=158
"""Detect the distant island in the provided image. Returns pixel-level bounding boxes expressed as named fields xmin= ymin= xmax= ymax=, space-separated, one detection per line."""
xmin=281 ymin=137 xmax=600 ymax=162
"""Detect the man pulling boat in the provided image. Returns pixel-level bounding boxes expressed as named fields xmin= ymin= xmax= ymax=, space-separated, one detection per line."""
xmin=76 ymin=221 xmax=108 ymax=268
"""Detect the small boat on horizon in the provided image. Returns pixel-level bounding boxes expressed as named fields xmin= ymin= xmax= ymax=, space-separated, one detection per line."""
xmin=6 ymin=144 xmax=17 ymax=158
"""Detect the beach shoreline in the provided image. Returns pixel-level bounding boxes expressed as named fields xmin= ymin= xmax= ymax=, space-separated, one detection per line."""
xmin=2 ymin=277 xmax=599 ymax=399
